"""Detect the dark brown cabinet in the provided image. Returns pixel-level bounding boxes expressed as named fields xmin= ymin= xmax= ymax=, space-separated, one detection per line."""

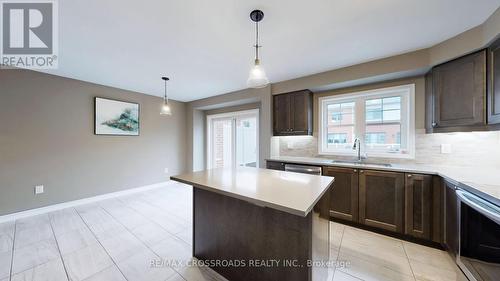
xmin=323 ymin=167 xmax=359 ymax=222
xmin=273 ymin=90 xmax=313 ymax=136
xmin=359 ymin=170 xmax=405 ymax=233
xmin=488 ymin=38 xmax=500 ymax=124
xmin=444 ymin=181 xmax=459 ymax=257
xmin=426 ymin=50 xmax=487 ymax=132
xmin=266 ymin=161 xmax=285 ymax=171
xmin=405 ymin=173 xmax=432 ymax=239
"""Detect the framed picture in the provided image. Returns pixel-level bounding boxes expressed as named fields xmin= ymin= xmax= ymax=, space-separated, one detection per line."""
xmin=94 ymin=97 xmax=140 ymax=136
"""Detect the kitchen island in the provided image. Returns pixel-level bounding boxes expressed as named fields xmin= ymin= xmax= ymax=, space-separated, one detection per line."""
xmin=171 ymin=167 xmax=334 ymax=281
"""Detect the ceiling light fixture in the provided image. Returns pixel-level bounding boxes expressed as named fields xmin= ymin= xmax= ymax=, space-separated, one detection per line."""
xmin=160 ymin=76 xmax=172 ymax=115
xmin=247 ymin=9 xmax=269 ymax=89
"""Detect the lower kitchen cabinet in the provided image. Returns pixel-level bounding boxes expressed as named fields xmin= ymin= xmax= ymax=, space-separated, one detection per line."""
xmin=444 ymin=180 xmax=459 ymax=257
xmin=359 ymin=170 xmax=405 ymax=233
xmin=405 ymin=173 xmax=433 ymax=240
xmin=323 ymin=166 xmax=359 ymax=222
xmin=266 ymin=161 xmax=285 ymax=171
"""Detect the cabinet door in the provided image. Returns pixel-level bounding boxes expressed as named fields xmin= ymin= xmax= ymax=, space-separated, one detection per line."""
xmin=432 ymin=50 xmax=486 ymax=128
xmin=273 ymin=94 xmax=290 ymax=135
xmin=266 ymin=161 xmax=285 ymax=171
xmin=405 ymin=174 xmax=432 ymax=239
xmin=489 ymin=39 xmax=500 ymax=124
xmin=359 ymin=170 xmax=405 ymax=233
xmin=290 ymin=91 xmax=313 ymax=134
xmin=323 ymin=167 xmax=358 ymax=222
xmin=444 ymin=181 xmax=459 ymax=257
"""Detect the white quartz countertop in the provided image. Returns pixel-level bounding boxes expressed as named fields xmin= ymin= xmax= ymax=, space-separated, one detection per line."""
xmin=267 ymin=156 xmax=500 ymax=205
xmin=171 ymin=166 xmax=334 ymax=217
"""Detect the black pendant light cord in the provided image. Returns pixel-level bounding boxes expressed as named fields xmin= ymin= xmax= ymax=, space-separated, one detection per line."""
xmin=162 ymin=77 xmax=169 ymax=104
xmin=255 ymin=22 xmax=260 ymax=61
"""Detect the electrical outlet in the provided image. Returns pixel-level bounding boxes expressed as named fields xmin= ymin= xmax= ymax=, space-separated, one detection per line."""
xmin=35 ymin=185 xmax=44 ymax=195
xmin=164 ymin=168 xmax=169 ymax=174
xmin=441 ymin=144 xmax=452 ymax=154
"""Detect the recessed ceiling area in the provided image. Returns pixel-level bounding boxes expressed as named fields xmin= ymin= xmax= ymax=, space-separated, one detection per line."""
xmin=41 ymin=0 xmax=500 ymax=101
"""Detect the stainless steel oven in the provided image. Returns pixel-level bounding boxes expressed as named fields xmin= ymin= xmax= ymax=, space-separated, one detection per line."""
xmin=456 ymin=189 xmax=500 ymax=281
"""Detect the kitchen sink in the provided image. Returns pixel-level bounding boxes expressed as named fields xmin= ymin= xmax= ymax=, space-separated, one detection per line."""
xmin=330 ymin=160 xmax=392 ymax=167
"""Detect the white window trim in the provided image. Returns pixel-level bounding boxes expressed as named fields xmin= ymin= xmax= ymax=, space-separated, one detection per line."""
xmin=206 ymin=109 xmax=260 ymax=169
xmin=318 ymin=84 xmax=415 ymax=159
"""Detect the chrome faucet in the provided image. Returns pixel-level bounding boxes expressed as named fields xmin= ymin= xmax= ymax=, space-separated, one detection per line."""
xmin=352 ymin=138 xmax=363 ymax=162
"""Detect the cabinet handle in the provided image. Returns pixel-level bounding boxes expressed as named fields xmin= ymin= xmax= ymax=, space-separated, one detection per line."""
xmin=408 ymin=174 xmax=412 ymax=178
xmin=359 ymin=170 xmax=364 ymax=174
xmin=353 ymin=169 xmax=357 ymax=173
xmin=432 ymin=122 xmax=437 ymax=127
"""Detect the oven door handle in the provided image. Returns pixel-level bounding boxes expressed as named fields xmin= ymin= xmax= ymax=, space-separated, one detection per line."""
xmin=456 ymin=190 xmax=500 ymax=225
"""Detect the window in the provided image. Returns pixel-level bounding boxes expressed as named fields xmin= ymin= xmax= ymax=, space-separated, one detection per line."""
xmin=327 ymin=133 xmax=348 ymax=144
xmin=319 ymin=84 xmax=415 ymax=158
xmin=207 ymin=109 xmax=259 ymax=169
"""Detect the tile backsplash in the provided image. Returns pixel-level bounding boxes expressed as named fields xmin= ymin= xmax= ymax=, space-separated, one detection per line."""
xmin=277 ymin=130 xmax=500 ymax=167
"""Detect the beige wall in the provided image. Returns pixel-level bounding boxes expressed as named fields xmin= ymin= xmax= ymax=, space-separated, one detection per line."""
xmin=0 ymin=70 xmax=187 ymax=215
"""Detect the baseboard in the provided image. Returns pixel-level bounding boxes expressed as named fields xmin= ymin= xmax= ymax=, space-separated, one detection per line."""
xmin=0 ymin=181 xmax=174 ymax=224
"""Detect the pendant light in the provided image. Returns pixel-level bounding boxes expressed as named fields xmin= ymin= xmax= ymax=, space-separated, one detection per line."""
xmin=247 ymin=10 xmax=269 ymax=88
xmin=160 ymin=77 xmax=172 ymax=115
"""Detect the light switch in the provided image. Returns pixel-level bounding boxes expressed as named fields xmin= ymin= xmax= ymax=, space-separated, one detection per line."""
xmin=441 ymin=144 xmax=452 ymax=154
xmin=35 ymin=185 xmax=44 ymax=195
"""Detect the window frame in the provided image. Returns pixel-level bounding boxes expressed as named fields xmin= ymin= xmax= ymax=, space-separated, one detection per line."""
xmin=318 ymin=84 xmax=415 ymax=159
xmin=206 ymin=109 xmax=260 ymax=169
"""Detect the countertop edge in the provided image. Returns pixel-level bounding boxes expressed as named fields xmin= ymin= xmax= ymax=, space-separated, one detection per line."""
xmin=266 ymin=157 xmax=500 ymax=205
xmin=171 ymin=175 xmax=335 ymax=217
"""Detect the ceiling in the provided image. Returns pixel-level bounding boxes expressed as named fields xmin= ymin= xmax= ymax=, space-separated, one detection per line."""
xmin=41 ymin=0 xmax=500 ymax=102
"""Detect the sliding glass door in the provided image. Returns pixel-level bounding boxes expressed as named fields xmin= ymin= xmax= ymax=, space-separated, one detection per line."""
xmin=207 ymin=109 xmax=259 ymax=169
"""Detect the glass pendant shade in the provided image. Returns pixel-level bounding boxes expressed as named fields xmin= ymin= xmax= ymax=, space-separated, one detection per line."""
xmin=247 ymin=59 xmax=269 ymax=88
xmin=160 ymin=102 xmax=171 ymax=115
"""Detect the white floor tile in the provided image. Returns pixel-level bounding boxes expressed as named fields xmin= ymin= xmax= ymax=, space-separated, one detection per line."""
xmin=62 ymin=243 xmax=113 ymax=281
xmin=173 ymin=265 xmax=217 ymax=281
xmin=117 ymin=249 xmax=176 ymax=281
xmin=0 ymin=221 xmax=14 ymax=237
xmin=12 ymin=238 xmax=60 ymax=275
xmin=151 ymin=235 xmax=192 ymax=262
xmin=82 ymin=266 xmax=126 ymax=281
xmin=0 ymin=250 xmax=12 ymax=280
xmin=99 ymin=231 xmax=149 ymax=263
xmin=14 ymin=223 xmax=54 ymax=249
xmin=175 ymin=227 xmax=192 ymax=246
xmin=0 ymin=233 xmax=13 ymax=253
xmin=56 ymin=227 xmax=97 ymax=255
xmin=332 ymin=270 xmax=363 ymax=281
xmin=10 ymin=258 xmax=67 ymax=281
xmin=130 ymin=222 xmax=172 ymax=247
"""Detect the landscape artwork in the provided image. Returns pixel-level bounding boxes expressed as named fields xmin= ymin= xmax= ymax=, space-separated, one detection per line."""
xmin=95 ymin=97 xmax=140 ymax=135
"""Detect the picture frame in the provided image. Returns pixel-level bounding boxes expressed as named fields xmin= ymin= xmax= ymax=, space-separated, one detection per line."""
xmin=94 ymin=97 xmax=140 ymax=136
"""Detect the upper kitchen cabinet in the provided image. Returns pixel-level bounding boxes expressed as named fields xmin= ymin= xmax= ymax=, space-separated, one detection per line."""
xmin=426 ymin=50 xmax=487 ymax=133
xmin=488 ymin=37 xmax=500 ymax=125
xmin=273 ymin=90 xmax=313 ymax=136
